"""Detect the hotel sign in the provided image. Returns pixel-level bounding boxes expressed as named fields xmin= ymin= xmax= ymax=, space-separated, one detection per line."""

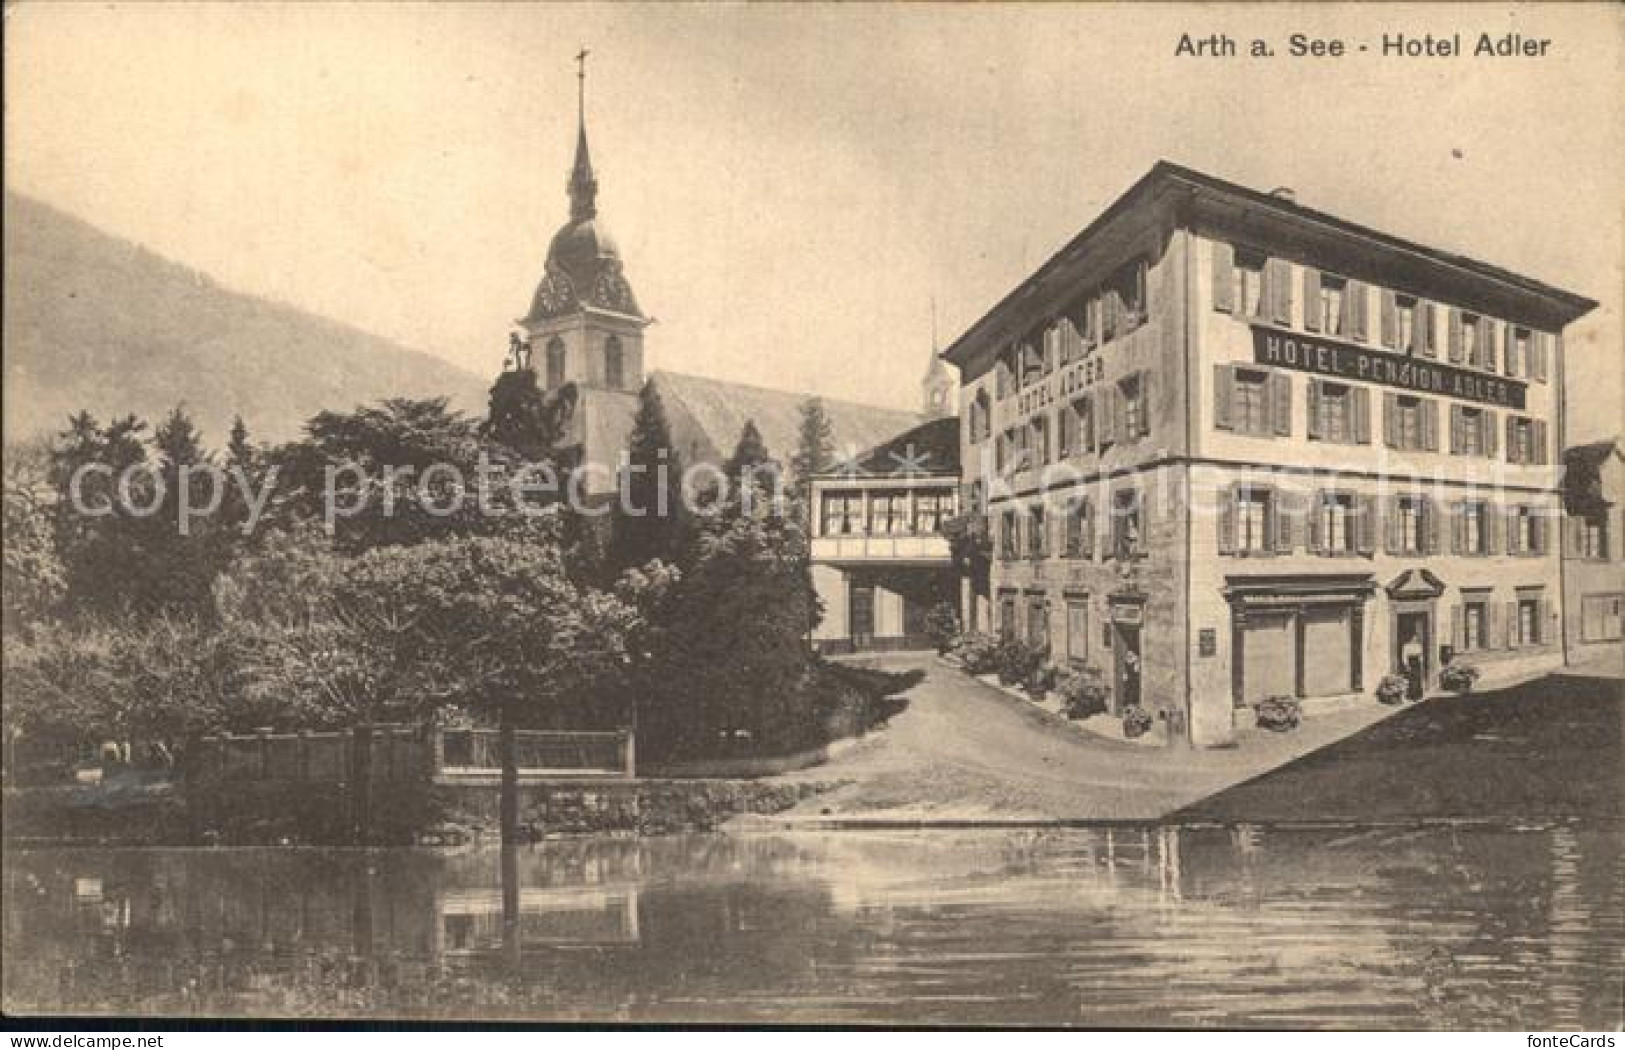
xmin=1251 ymin=326 xmax=1526 ymax=410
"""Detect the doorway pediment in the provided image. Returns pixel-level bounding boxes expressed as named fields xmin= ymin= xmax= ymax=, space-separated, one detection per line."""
xmin=1386 ymin=568 xmax=1446 ymax=600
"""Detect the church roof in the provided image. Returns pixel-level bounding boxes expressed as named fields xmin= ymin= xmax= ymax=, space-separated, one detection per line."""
xmin=840 ymin=415 xmax=961 ymax=477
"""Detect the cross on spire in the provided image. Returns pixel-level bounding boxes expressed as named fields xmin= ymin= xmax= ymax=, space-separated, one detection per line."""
xmin=567 ymin=47 xmax=598 ymax=222
xmin=575 ymin=46 xmax=590 ymax=126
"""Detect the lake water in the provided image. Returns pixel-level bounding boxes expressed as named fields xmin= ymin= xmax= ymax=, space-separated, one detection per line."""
xmin=4 ymin=824 xmax=1621 ymax=1027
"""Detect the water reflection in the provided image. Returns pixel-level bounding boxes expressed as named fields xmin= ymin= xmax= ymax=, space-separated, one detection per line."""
xmin=3 ymin=824 xmax=1620 ymax=1027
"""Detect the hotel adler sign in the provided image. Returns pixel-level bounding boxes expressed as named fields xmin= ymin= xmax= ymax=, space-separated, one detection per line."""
xmin=1251 ymin=325 xmax=1527 ymax=411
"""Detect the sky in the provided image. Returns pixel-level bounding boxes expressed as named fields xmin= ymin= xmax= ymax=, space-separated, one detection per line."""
xmin=6 ymin=2 xmax=1622 ymax=440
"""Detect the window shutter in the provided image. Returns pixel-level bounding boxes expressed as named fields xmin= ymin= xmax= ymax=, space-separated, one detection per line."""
xmin=1217 ymin=486 xmax=1236 ymax=554
xmin=1302 ymin=268 xmax=1321 ymax=331
xmin=1540 ymin=598 xmax=1552 ymax=643
xmin=1450 ymin=502 xmax=1464 ymax=554
xmin=1449 ymin=404 xmax=1463 ymax=454
xmin=1505 ymin=416 xmax=1519 ymax=464
xmin=1307 ymin=491 xmax=1324 ymax=553
xmin=1275 ymin=499 xmax=1295 ymax=553
xmin=1532 ymin=419 xmax=1547 ymax=465
xmin=1267 ymin=258 xmax=1293 ymax=326
xmin=1356 ymin=495 xmax=1376 ymax=555
xmin=1488 ymin=602 xmax=1503 ymax=650
xmin=1505 ymin=507 xmax=1521 ymax=555
xmin=1270 ymin=371 xmax=1292 ymax=436
xmin=1536 ymin=513 xmax=1549 ymax=555
xmin=1506 ymin=601 xmax=1519 ymax=649
xmin=1480 ymin=318 xmax=1498 ymax=372
xmin=1212 ymin=242 xmax=1235 ymax=313
xmin=1213 ymin=365 xmax=1235 ymax=430
xmin=1380 ymin=290 xmax=1398 ymax=348
xmin=1382 ymin=393 xmax=1398 ymax=448
xmin=1099 ymin=387 xmax=1117 ymax=447
xmin=1306 ymin=378 xmax=1323 ymax=440
xmin=1422 ymin=399 xmax=1440 ymax=452
xmin=1082 ymin=394 xmax=1096 ymax=453
xmin=1112 ymin=384 xmax=1127 ymax=444
xmin=1348 ymin=281 xmax=1369 ymax=341
xmin=1533 ymin=332 xmax=1550 ymax=382
xmin=1353 ymin=386 xmax=1372 ymax=444
xmin=1488 ymin=505 xmax=1504 ymax=555
xmin=1452 ymin=605 xmax=1464 ymax=652
xmin=1504 ymin=325 xmax=1518 ymax=377
xmin=1420 ymin=301 xmax=1438 ymax=358
xmin=1137 ymin=371 xmax=1153 ymax=438
xmin=1383 ymin=498 xmax=1400 ymax=554
xmin=1082 ymin=502 xmax=1095 ymax=559
xmin=1448 ymin=309 xmax=1464 ymax=363
xmin=1424 ymin=498 xmax=1442 ymax=555
xmin=1484 ymin=410 xmax=1499 ymax=458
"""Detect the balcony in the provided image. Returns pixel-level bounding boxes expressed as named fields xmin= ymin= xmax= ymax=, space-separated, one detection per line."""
xmin=811 ymin=532 xmax=953 ymax=564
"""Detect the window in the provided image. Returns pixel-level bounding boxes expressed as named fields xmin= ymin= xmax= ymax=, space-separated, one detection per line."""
xmin=1105 ymin=257 xmax=1148 ymax=339
xmin=1237 ymin=487 xmax=1273 ymax=554
xmin=1027 ymin=596 xmax=1050 ymax=653
xmin=1000 ymin=510 xmax=1019 ymax=560
xmin=1581 ymin=594 xmax=1623 ymax=642
xmin=1072 ymin=396 xmax=1095 ymax=455
xmin=1516 ymin=596 xmax=1542 ymax=646
xmin=1120 ymin=373 xmax=1147 ymax=441
xmin=1462 ymin=312 xmax=1482 ymax=367
xmin=545 ymin=336 xmax=567 ymax=388
xmin=1461 ymin=595 xmax=1491 ymax=652
xmin=1235 ymin=248 xmax=1264 ymax=316
xmin=1510 ymin=327 xmax=1531 ymax=378
xmin=870 ymin=493 xmax=907 ymax=535
xmin=1020 ymin=340 xmax=1044 ymax=388
xmin=1509 ymin=505 xmax=1544 ymax=556
xmin=1396 ymin=296 xmax=1416 ymax=352
xmin=969 ymin=390 xmax=992 ymax=444
xmin=1458 ymin=501 xmax=1491 ymax=556
xmin=1064 ymin=499 xmax=1094 ymax=559
xmin=1065 ymin=599 xmax=1089 ymax=665
xmin=996 ymin=350 xmax=1015 ymax=400
xmin=1319 ymin=275 xmax=1347 ymax=336
xmin=1388 ymin=495 xmax=1432 ymax=556
xmin=1309 ymin=379 xmax=1370 ymax=444
xmin=1318 ymin=493 xmax=1356 ymax=554
xmin=1579 ymin=513 xmax=1610 ymax=559
xmin=1028 ymin=506 xmax=1048 ymax=560
xmin=1453 ymin=405 xmax=1495 ymax=457
xmin=1506 ymin=415 xmax=1547 ymax=465
xmin=1112 ymin=489 xmax=1143 ymax=560
xmin=1386 ymin=394 xmax=1432 ymax=451
xmin=822 ymin=494 xmax=863 ymax=536
xmin=1234 ymin=368 xmax=1270 ymax=435
xmin=604 ymin=336 xmax=625 ymax=388
xmin=914 ymin=492 xmax=948 ymax=535
xmin=1031 ymin=414 xmax=1050 ymax=465
xmin=998 ymin=594 xmax=1017 ymax=640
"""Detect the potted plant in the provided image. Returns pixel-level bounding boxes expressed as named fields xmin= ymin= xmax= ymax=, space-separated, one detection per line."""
xmin=1121 ymin=705 xmax=1154 ymax=739
xmin=1058 ymin=668 xmax=1111 ymax=720
xmin=1375 ymin=674 xmax=1409 ymax=706
xmin=1254 ymin=695 xmax=1302 ymax=731
xmin=1439 ymin=663 xmax=1480 ymax=695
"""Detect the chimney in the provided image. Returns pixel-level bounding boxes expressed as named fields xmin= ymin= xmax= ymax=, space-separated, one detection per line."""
xmin=1270 ymin=186 xmax=1298 ymax=204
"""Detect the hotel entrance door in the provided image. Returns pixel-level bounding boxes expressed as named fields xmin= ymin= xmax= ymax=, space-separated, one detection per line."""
xmin=1395 ymin=610 xmax=1430 ymax=700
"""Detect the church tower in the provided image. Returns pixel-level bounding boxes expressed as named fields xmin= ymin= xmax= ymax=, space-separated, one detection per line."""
xmin=517 ymin=52 xmax=649 ymax=394
xmin=921 ymin=300 xmax=956 ymax=419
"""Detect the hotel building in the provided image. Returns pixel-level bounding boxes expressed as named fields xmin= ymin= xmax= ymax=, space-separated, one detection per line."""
xmin=942 ymin=162 xmax=1596 ymax=747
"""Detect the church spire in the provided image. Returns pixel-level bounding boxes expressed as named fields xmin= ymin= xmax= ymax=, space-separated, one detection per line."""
xmin=568 ymin=47 xmax=598 ymax=222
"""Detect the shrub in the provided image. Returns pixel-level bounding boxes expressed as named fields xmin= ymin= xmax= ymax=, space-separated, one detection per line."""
xmin=1439 ymin=663 xmax=1480 ymax=694
xmin=1024 ymin=663 xmax=1060 ymax=699
xmin=1058 ymin=667 xmax=1110 ymax=720
xmin=1121 ymin=705 xmax=1154 ymax=739
xmin=1375 ymin=674 xmax=1409 ymax=705
xmin=1254 ymin=695 xmax=1302 ymax=732
xmin=947 ymin=631 xmax=1002 ymax=676
xmin=923 ymin=602 xmax=961 ymax=654
xmin=995 ymin=638 xmax=1046 ymax=687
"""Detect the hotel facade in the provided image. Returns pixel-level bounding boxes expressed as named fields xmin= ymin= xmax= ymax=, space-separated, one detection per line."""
xmin=943 ymin=163 xmax=1596 ymax=748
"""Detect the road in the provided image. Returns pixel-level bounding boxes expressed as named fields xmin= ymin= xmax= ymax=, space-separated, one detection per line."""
xmin=756 ymin=652 xmax=1404 ymax=823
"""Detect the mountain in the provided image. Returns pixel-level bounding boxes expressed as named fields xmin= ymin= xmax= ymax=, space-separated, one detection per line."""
xmin=3 ymin=192 xmax=491 ymax=448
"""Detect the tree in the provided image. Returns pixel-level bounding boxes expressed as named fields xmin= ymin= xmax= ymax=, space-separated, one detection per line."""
xmin=789 ymin=397 xmax=834 ymax=515
xmin=722 ymin=419 xmax=782 ymax=513
xmin=47 ymin=412 xmax=156 ymax=615
xmin=2 ymin=444 xmax=65 ymax=630
xmin=608 ymin=381 xmax=687 ymax=573
xmin=146 ymin=405 xmax=230 ymax=613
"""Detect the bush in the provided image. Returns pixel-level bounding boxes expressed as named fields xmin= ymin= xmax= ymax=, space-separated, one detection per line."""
xmin=1439 ymin=663 xmax=1480 ymax=694
xmin=1121 ymin=705 xmax=1154 ymax=739
xmin=995 ymin=638 xmax=1046 ymax=687
xmin=1023 ymin=663 xmax=1060 ymax=699
xmin=923 ymin=602 xmax=961 ymax=654
xmin=946 ymin=631 xmax=1002 ymax=675
xmin=1254 ymin=695 xmax=1302 ymax=732
xmin=1058 ymin=667 xmax=1110 ymax=720
xmin=1375 ymin=674 xmax=1409 ymax=705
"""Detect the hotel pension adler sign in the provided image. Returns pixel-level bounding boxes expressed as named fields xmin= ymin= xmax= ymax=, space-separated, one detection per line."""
xmin=1252 ymin=325 xmax=1526 ymax=410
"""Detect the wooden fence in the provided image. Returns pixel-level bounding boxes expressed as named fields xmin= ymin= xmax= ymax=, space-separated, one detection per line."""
xmin=190 ymin=724 xmax=634 ymax=784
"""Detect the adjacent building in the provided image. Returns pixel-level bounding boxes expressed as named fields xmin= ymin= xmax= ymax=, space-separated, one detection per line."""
xmin=942 ymin=162 xmax=1596 ymax=747
xmin=1561 ymin=438 xmax=1624 ymax=666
